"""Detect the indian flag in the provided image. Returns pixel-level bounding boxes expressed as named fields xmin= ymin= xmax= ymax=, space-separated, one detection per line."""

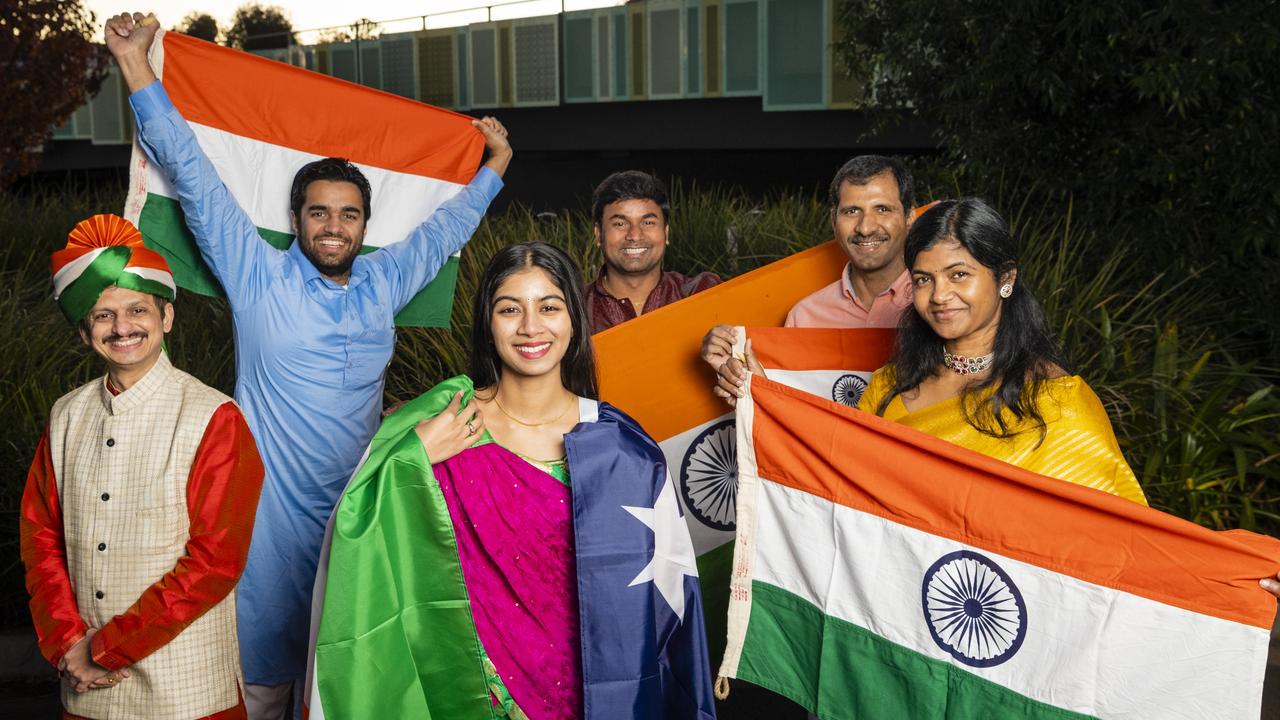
xmin=595 ymin=240 xmax=894 ymax=660
xmin=721 ymin=373 xmax=1280 ymax=718
xmin=123 ymin=30 xmax=484 ymax=326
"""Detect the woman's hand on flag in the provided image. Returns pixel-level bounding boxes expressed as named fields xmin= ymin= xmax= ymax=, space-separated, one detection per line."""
xmin=415 ymin=391 xmax=485 ymax=464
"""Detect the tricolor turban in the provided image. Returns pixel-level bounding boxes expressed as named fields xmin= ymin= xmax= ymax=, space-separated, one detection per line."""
xmin=51 ymin=214 xmax=177 ymax=323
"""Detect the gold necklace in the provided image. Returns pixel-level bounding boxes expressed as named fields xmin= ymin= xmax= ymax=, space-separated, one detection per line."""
xmin=492 ymin=393 xmax=575 ymax=428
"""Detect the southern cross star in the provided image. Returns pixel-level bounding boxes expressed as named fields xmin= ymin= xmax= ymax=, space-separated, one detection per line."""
xmin=623 ymin=473 xmax=700 ymax=621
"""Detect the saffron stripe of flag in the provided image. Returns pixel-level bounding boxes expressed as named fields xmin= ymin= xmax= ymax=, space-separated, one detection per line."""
xmin=123 ymin=30 xmax=484 ymax=327
xmin=722 ymin=375 xmax=1280 ymax=719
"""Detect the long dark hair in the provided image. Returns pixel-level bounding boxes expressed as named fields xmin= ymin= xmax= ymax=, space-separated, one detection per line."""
xmin=876 ymin=198 xmax=1067 ymax=440
xmin=469 ymin=242 xmax=599 ymax=399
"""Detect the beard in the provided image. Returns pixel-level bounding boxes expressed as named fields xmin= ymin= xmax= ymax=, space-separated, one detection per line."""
xmin=300 ymin=232 xmax=361 ymax=279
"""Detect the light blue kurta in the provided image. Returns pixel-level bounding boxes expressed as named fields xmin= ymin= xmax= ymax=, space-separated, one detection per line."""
xmin=130 ymin=82 xmax=502 ymax=684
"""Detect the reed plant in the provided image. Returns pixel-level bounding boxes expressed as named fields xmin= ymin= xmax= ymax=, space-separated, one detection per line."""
xmin=0 ymin=182 xmax=1274 ymax=626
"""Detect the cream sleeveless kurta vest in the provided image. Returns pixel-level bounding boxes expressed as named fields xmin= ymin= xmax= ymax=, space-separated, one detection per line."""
xmin=48 ymin=354 xmax=242 ymax=719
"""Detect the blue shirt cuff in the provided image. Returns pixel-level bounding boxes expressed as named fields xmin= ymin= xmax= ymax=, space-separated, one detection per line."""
xmin=470 ymin=166 xmax=504 ymax=204
xmin=129 ymin=81 xmax=174 ymax=126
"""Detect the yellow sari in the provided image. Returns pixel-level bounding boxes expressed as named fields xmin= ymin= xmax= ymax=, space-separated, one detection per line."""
xmin=858 ymin=367 xmax=1148 ymax=505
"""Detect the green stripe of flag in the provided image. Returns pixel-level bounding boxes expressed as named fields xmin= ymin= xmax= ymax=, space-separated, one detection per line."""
xmin=315 ymin=376 xmax=495 ymax=718
xmin=696 ymin=540 xmax=735 ymax=665
xmin=735 ymin=582 xmax=1095 ymax=720
xmin=138 ymin=193 xmax=460 ymax=327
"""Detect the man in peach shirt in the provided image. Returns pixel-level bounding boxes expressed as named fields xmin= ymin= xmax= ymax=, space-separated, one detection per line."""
xmin=701 ymin=155 xmax=916 ymax=402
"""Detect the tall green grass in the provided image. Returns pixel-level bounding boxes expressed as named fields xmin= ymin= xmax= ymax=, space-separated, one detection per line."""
xmin=0 ymin=183 xmax=1274 ymax=626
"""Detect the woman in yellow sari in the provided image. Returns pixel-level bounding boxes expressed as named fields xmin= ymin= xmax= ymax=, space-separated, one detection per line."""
xmin=858 ymin=197 xmax=1280 ymax=601
xmin=856 ymin=198 xmax=1148 ymax=505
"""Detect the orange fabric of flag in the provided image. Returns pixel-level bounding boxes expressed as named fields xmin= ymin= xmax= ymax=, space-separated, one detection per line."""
xmin=597 ymin=241 xmax=847 ymax=441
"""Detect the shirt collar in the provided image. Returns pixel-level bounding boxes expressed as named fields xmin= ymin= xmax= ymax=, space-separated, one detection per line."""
xmin=99 ymin=352 xmax=177 ymax=416
xmin=839 ymin=264 xmax=914 ymax=308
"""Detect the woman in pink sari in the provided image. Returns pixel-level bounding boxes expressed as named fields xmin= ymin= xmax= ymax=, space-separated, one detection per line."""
xmin=307 ymin=243 xmax=716 ymax=720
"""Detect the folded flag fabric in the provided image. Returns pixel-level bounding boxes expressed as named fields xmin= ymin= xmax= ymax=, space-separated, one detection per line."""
xmin=721 ymin=373 xmax=1280 ymax=719
xmin=304 ymin=376 xmax=716 ymax=719
xmin=123 ymin=30 xmax=484 ymax=326
xmin=593 ymin=241 xmax=892 ymax=658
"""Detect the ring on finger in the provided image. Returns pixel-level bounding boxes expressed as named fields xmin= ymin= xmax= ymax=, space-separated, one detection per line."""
xmin=466 ymin=421 xmax=476 ymax=435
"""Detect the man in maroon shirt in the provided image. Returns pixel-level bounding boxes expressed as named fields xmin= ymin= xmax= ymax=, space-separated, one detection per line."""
xmin=586 ymin=171 xmax=721 ymax=333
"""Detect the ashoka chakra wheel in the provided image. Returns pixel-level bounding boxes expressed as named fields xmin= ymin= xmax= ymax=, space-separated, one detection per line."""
xmin=678 ymin=419 xmax=738 ymax=531
xmin=831 ymin=373 xmax=868 ymax=407
xmin=921 ymin=550 xmax=1027 ymax=668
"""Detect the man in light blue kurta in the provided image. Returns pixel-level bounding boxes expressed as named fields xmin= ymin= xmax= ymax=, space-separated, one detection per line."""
xmin=122 ymin=61 xmax=512 ymax=715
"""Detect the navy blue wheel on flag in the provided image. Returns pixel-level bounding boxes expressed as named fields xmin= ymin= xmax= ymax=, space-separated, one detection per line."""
xmin=678 ymin=419 xmax=737 ymax=532
xmin=921 ymin=550 xmax=1026 ymax=668
xmin=831 ymin=374 xmax=868 ymax=407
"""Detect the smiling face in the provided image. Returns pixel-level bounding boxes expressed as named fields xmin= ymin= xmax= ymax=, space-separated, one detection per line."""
xmin=595 ymin=198 xmax=669 ymax=278
xmin=291 ymin=179 xmax=367 ymax=284
xmin=79 ymin=285 xmax=174 ymax=380
xmin=910 ymin=239 xmax=1013 ymax=353
xmin=490 ymin=266 xmax=574 ymax=380
xmin=831 ymin=171 xmax=910 ymax=277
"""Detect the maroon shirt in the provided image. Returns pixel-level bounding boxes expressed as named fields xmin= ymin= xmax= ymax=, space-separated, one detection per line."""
xmin=586 ymin=268 xmax=722 ymax=333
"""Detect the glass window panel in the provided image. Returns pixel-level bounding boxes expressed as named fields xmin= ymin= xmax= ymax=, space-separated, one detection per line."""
xmin=564 ymin=16 xmax=595 ymax=101
xmin=705 ymin=4 xmax=720 ymax=92
xmin=649 ymin=8 xmax=680 ymax=96
xmin=330 ymin=44 xmax=357 ymax=82
xmin=360 ymin=44 xmax=382 ymax=89
xmin=686 ymin=6 xmax=700 ymax=95
xmin=724 ymin=1 xmax=759 ymax=94
xmin=471 ymin=28 xmax=498 ymax=107
xmin=457 ymin=31 xmax=470 ymax=107
xmin=73 ymin=103 xmax=93 ymax=139
xmin=90 ymin=70 xmax=124 ymax=144
xmin=765 ymin=0 xmax=824 ymax=106
xmin=613 ymin=12 xmax=628 ymax=97
xmin=381 ymin=35 xmax=416 ymax=98
xmin=514 ymin=22 xmax=558 ymax=104
xmin=420 ymin=34 xmax=455 ymax=108
xmin=596 ymin=14 xmax=611 ymax=98
xmin=52 ymin=117 xmax=74 ymax=139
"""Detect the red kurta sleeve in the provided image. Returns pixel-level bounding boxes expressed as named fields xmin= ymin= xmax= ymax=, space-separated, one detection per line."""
xmin=90 ymin=402 xmax=264 ymax=669
xmin=20 ymin=428 xmax=88 ymax=666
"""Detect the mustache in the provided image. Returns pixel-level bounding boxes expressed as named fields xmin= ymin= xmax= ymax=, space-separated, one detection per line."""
xmin=104 ymin=332 xmax=147 ymax=343
xmin=846 ymin=231 xmax=890 ymax=243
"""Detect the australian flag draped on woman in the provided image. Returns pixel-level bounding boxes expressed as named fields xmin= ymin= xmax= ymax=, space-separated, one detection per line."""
xmin=305 ymin=376 xmax=716 ymax=719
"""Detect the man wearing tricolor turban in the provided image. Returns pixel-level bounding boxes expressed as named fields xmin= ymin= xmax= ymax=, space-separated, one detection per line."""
xmin=21 ymin=214 xmax=264 ymax=719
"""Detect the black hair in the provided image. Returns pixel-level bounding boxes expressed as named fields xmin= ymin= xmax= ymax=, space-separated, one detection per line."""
xmin=827 ymin=155 xmax=915 ymax=216
xmin=470 ymin=242 xmax=599 ymax=399
xmin=875 ymin=198 xmax=1068 ymax=441
xmin=289 ymin=158 xmax=373 ymax=222
xmin=591 ymin=170 xmax=670 ymax=227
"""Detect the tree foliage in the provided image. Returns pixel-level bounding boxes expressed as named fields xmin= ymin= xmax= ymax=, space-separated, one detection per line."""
xmin=835 ymin=0 xmax=1280 ymax=353
xmin=225 ymin=3 xmax=294 ymax=50
xmin=0 ymin=0 xmax=108 ymax=188
xmin=177 ymin=11 xmax=219 ymax=43
xmin=315 ymin=19 xmax=379 ymax=44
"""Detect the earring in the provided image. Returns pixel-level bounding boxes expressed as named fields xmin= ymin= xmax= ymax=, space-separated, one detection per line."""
xmin=999 ymin=284 xmax=1013 ymax=298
